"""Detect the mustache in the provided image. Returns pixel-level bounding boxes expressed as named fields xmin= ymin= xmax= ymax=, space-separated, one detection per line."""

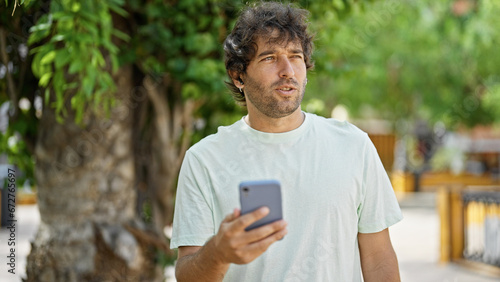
xmin=271 ymin=78 xmax=300 ymax=88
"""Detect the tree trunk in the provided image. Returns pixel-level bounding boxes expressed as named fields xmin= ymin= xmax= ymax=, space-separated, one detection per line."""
xmin=26 ymin=66 xmax=161 ymax=281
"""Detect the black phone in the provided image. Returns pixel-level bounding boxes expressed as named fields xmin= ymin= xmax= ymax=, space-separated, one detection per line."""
xmin=239 ymin=179 xmax=283 ymax=231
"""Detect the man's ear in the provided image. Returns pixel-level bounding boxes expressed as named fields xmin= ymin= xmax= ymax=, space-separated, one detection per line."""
xmin=229 ymin=70 xmax=244 ymax=87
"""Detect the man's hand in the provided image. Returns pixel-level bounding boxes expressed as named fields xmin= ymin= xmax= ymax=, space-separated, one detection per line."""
xmin=211 ymin=207 xmax=288 ymax=264
xmin=175 ymin=207 xmax=287 ymax=282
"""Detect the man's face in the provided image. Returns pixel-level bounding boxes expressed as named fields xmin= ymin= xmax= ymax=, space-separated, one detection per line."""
xmin=241 ymin=34 xmax=307 ymax=119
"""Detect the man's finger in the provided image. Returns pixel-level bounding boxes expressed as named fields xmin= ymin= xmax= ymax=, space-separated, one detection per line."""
xmin=241 ymin=219 xmax=287 ymax=243
xmin=233 ymin=208 xmax=241 ymax=218
xmin=222 ymin=210 xmax=238 ymax=223
xmin=232 ymin=206 xmax=270 ymax=231
xmin=245 ymin=228 xmax=288 ymax=254
xmin=221 ymin=208 xmax=242 ymax=224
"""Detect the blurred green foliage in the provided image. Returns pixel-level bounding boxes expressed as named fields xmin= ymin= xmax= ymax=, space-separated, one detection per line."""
xmin=306 ymin=0 xmax=500 ymax=132
xmin=124 ymin=0 xmax=246 ymax=143
xmin=29 ymin=0 xmax=126 ymax=123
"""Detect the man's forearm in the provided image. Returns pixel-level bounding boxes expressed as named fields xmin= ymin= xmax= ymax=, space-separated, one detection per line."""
xmin=175 ymin=238 xmax=230 ymax=282
xmin=359 ymin=229 xmax=401 ymax=282
xmin=361 ymin=248 xmax=400 ymax=282
xmin=362 ymin=258 xmax=400 ymax=282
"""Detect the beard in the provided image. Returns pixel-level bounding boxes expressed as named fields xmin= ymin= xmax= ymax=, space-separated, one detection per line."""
xmin=244 ymin=76 xmax=306 ymax=119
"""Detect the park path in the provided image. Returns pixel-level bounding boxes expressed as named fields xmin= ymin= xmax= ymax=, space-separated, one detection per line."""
xmin=392 ymin=192 xmax=498 ymax=282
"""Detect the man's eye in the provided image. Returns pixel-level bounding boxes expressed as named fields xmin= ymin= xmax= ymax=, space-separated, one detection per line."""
xmin=263 ymin=56 xmax=274 ymax=61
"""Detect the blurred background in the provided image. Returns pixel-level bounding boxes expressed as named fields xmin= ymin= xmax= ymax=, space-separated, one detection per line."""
xmin=1 ymin=0 xmax=499 ymax=281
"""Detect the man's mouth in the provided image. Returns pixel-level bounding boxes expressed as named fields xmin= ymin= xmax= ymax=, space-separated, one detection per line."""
xmin=276 ymin=85 xmax=297 ymax=93
xmin=273 ymin=79 xmax=300 ymax=95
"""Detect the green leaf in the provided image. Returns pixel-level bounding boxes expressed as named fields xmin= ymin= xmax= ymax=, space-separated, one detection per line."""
xmin=54 ymin=49 xmax=71 ymax=69
xmin=102 ymin=40 xmax=119 ymax=54
xmin=110 ymin=55 xmax=119 ymax=72
xmin=82 ymin=66 xmax=97 ymax=98
xmin=38 ymin=72 xmax=53 ymax=87
xmin=29 ymin=14 xmax=52 ymax=32
xmin=77 ymin=33 xmax=94 ymax=44
xmin=50 ymin=34 xmax=65 ymax=42
xmin=44 ymin=88 xmax=50 ymax=105
xmin=52 ymin=11 xmax=70 ymax=21
xmin=108 ymin=2 xmax=128 ymax=17
xmin=85 ymin=22 xmax=99 ymax=37
xmin=112 ymin=29 xmax=130 ymax=41
xmin=52 ymin=71 xmax=65 ymax=96
xmin=80 ymin=10 xmax=100 ymax=22
xmin=71 ymin=2 xmax=81 ymax=12
xmin=75 ymin=106 xmax=84 ymax=124
xmin=63 ymin=82 xmax=79 ymax=90
xmin=68 ymin=60 xmax=84 ymax=74
xmin=91 ymin=49 xmax=105 ymax=68
xmin=31 ymin=52 xmax=43 ymax=78
xmin=52 ymin=87 xmax=64 ymax=117
xmin=40 ymin=50 xmax=57 ymax=65
xmin=28 ymin=29 xmax=51 ymax=46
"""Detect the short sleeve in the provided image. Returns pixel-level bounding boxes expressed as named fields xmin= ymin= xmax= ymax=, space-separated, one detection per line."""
xmin=357 ymin=134 xmax=403 ymax=233
xmin=170 ymin=150 xmax=215 ymax=249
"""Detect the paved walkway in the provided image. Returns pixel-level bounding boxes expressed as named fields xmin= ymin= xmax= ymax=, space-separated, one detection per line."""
xmin=392 ymin=192 xmax=498 ymax=282
xmin=0 ymin=204 xmax=39 ymax=282
xmin=1 ymin=193 xmax=499 ymax=281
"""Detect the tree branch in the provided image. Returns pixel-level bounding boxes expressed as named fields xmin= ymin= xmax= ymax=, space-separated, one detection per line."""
xmin=124 ymin=224 xmax=172 ymax=255
xmin=176 ymin=99 xmax=195 ymax=169
xmin=144 ymin=75 xmax=171 ymax=145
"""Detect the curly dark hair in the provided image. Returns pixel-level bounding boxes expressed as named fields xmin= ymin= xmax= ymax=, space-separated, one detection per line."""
xmin=224 ymin=1 xmax=315 ymax=105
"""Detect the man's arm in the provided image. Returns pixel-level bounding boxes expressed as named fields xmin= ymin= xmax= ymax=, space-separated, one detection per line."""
xmin=358 ymin=228 xmax=401 ymax=282
xmin=175 ymin=207 xmax=288 ymax=282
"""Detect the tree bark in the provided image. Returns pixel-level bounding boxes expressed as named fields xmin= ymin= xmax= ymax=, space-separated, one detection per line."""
xmin=26 ymin=66 xmax=161 ymax=281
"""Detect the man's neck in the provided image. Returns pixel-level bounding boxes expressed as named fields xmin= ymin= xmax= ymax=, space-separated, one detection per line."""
xmin=244 ymin=109 xmax=305 ymax=133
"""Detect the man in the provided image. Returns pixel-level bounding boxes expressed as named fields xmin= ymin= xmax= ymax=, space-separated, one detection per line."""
xmin=171 ymin=2 xmax=403 ymax=281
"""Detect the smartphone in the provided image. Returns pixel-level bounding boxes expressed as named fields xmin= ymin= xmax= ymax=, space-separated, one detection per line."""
xmin=239 ymin=179 xmax=283 ymax=231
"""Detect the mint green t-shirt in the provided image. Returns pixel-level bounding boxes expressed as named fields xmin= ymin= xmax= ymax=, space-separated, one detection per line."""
xmin=171 ymin=112 xmax=403 ymax=281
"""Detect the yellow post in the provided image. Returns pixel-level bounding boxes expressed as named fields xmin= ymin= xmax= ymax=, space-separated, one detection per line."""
xmin=438 ymin=187 xmax=451 ymax=263
xmin=450 ymin=190 xmax=464 ymax=260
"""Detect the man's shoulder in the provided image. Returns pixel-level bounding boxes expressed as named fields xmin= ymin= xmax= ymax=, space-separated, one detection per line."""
xmin=307 ymin=112 xmax=368 ymax=139
xmin=188 ymin=119 xmax=244 ymax=154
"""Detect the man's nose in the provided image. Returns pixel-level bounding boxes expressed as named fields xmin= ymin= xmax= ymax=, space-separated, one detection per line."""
xmin=278 ymin=57 xmax=295 ymax=78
